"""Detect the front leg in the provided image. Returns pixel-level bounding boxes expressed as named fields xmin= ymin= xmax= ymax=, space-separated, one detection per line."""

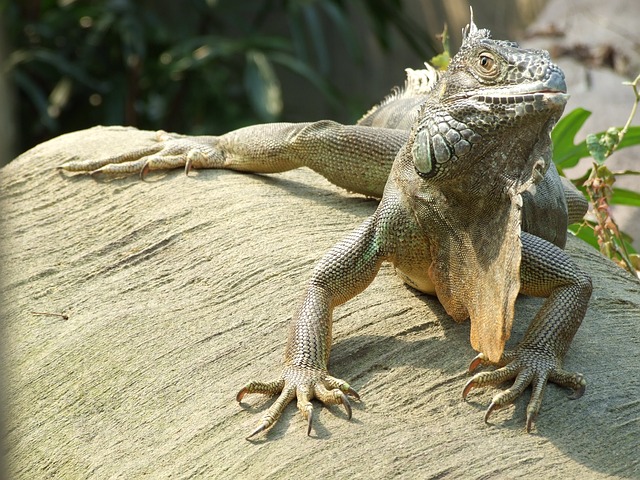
xmin=59 ymin=122 xmax=407 ymax=198
xmin=463 ymin=232 xmax=592 ymax=431
xmin=237 ymin=216 xmax=388 ymax=438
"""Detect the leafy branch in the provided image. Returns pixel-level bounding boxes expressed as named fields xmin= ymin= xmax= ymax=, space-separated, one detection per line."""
xmin=554 ymin=74 xmax=640 ymax=277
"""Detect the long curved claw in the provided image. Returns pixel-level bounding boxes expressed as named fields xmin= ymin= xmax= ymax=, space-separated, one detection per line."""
xmin=58 ymin=134 xmax=207 ymax=176
xmin=185 ymin=149 xmax=207 ymax=176
xmin=463 ymin=348 xmax=587 ymax=432
xmin=340 ymin=392 xmax=352 ymax=420
xmin=526 ymin=411 xmax=537 ymax=433
xmin=313 ymin=381 xmax=356 ymax=423
xmin=184 ymin=157 xmax=193 ymax=176
xmin=484 ymin=400 xmax=500 ymax=424
xmin=246 ymin=422 xmax=268 ymax=440
xmin=140 ymin=160 xmax=151 ymax=182
xmin=462 ymin=378 xmax=476 ymax=400
xmin=185 ymin=155 xmax=195 ymax=176
xmin=140 ymin=160 xmax=151 ymax=181
xmin=239 ymin=371 xmax=358 ymax=438
xmin=468 ymin=351 xmax=515 ymax=373
xmin=468 ymin=353 xmax=486 ymax=373
xmin=236 ymin=387 xmax=248 ymax=403
xmin=345 ymin=386 xmax=360 ymax=401
xmin=549 ymin=369 xmax=586 ymax=400
xmin=236 ymin=379 xmax=285 ymax=401
xmin=522 ymin=376 xmax=547 ymax=433
xmin=307 ymin=412 xmax=313 ymax=436
xmin=297 ymin=394 xmax=314 ymax=436
xmin=244 ymin=385 xmax=296 ymax=440
xmin=325 ymin=375 xmax=360 ymax=401
xmin=568 ymin=383 xmax=586 ymax=400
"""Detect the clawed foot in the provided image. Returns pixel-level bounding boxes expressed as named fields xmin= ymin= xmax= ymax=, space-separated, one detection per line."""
xmin=237 ymin=366 xmax=360 ymax=439
xmin=58 ymin=131 xmax=223 ymax=178
xmin=462 ymin=350 xmax=586 ymax=432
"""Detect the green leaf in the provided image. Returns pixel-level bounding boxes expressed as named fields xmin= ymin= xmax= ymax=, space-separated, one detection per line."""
xmin=611 ymin=187 xmax=640 ymax=207
xmin=552 ymin=108 xmax=592 ymax=170
xmin=166 ymin=35 xmax=292 ymax=73
xmin=569 ymin=222 xmax=599 ymax=249
xmin=244 ymin=51 xmax=283 ymax=122
xmin=267 ymin=51 xmax=343 ymax=110
xmin=554 ymin=118 xmax=640 ymax=174
xmin=611 ymin=170 xmax=640 ymax=176
xmin=302 ymin=4 xmax=330 ymax=75
xmin=578 ymin=126 xmax=640 ymax=162
xmin=7 ymin=48 xmax=106 ymax=91
xmin=11 ymin=69 xmax=57 ymax=130
xmin=569 ymin=222 xmax=637 ymax=254
xmin=586 ymin=133 xmax=607 ymax=164
xmin=430 ymin=24 xmax=450 ymax=70
xmin=563 ymin=125 xmax=640 ymax=170
xmin=320 ymin=2 xmax=361 ymax=61
xmin=618 ymin=125 xmax=640 ymax=149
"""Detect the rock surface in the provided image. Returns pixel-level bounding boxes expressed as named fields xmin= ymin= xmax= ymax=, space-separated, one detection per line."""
xmin=2 ymin=126 xmax=639 ymax=479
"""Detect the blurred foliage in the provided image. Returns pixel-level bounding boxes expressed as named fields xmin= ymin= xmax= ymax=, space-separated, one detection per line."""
xmin=429 ymin=23 xmax=450 ymax=71
xmin=552 ymin=74 xmax=640 ymax=277
xmin=2 ymin=0 xmax=436 ymax=155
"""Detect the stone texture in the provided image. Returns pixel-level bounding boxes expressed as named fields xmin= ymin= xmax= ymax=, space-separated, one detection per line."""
xmin=2 ymin=126 xmax=639 ymax=479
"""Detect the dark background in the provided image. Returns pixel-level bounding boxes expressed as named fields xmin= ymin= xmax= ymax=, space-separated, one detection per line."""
xmin=0 ymin=0 xmax=546 ymax=167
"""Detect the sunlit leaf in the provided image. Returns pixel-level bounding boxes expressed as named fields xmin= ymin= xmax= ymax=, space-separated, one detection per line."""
xmin=552 ymin=108 xmax=591 ymax=170
xmin=618 ymin=126 xmax=640 ymax=149
xmin=570 ymin=221 xmax=637 ymax=254
xmin=430 ymin=24 xmax=450 ymax=70
xmin=569 ymin=223 xmax=599 ymax=249
xmin=586 ymin=133 xmax=606 ymax=165
xmin=611 ymin=187 xmax=640 ymax=207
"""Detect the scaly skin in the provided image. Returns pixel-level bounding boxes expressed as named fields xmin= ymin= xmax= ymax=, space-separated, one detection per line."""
xmin=60 ymin=15 xmax=592 ymax=438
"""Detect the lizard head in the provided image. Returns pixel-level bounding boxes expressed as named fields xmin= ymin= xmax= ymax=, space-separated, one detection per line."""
xmin=411 ymin=14 xmax=568 ymax=191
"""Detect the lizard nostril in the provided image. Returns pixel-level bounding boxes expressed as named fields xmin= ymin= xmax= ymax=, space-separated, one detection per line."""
xmin=545 ymin=70 xmax=567 ymax=93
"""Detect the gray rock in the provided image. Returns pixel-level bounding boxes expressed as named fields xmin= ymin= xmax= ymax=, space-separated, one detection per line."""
xmin=3 ymin=126 xmax=639 ymax=478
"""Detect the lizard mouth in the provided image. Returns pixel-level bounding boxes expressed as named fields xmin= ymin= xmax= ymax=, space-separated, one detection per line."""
xmin=537 ymin=89 xmax=568 ymax=96
xmin=538 ymin=90 xmax=571 ymax=106
xmin=469 ymin=71 xmax=568 ymax=105
xmin=471 ymin=91 xmax=569 ymax=109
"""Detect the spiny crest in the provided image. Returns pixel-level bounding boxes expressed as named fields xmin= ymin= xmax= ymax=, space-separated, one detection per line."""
xmin=360 ymin=62 xmax=439 ymax=118
xmin=403 ymin=63 xmax=440 ymax=96
xmin=461 ymin=7 xmax=491 ymax=48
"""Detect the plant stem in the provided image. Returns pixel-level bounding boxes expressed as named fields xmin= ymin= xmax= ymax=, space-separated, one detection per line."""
xmin=613 ymin=73 xmax=640 ymax=154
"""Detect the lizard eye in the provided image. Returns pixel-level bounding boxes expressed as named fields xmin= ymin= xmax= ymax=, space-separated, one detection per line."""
xmin=478 ymin=53 xmax=495 ymax=71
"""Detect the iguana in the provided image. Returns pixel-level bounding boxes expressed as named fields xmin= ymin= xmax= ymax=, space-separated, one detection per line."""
xmin=60 ymin=16 xmax=592 ymax=438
